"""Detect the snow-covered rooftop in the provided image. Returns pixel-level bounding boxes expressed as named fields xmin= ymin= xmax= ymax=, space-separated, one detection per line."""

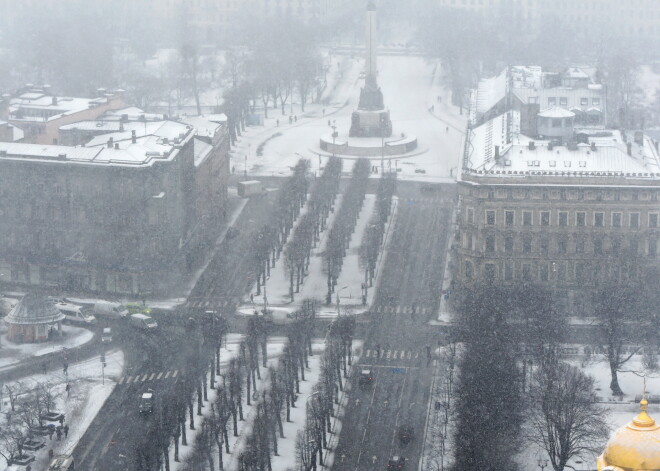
xmin=0 ymin=121 xmax=193 ymax=167
xmin=474 ymin=68 xmax=508 ymax=115
xmin=5 ymin=294 xmax=65 ymax=326
xmin=461 ymin=112 xmax=660 ymax=185
xmin=8 ymin=92 xmax=116 ymax=122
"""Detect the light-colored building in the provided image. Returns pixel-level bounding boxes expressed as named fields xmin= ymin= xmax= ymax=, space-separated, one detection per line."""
xmin=455 ymin=103 xmax=660 ymax=313
xmin=0 ymin=111 xmax=230 ymax=296
xmin=7 ymin=88 xmax=125 ymax=145
xmin=4 ymin=294 xmax=64 ymax=343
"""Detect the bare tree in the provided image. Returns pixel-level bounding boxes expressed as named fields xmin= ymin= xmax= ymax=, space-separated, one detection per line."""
xmin=528 ymin=350 xmax=609 ymax=471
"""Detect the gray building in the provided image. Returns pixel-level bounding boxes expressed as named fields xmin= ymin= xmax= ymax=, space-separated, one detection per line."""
xmin=0 ymin=115 xmax=230 ymax=296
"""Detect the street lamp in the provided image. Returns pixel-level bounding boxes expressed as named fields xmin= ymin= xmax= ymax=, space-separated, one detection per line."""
xmin=331 ymin=120 xmax=338 ymax=159
xmin=336 ymin=286 xmax=348 ymax=316
xmin=538 ymin=459 xmax=548 ymax=471
xmin=381 ymin=134 xmax=385 ymax=176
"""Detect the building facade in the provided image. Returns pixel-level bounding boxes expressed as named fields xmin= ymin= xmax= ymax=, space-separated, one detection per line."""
xmin=0 ymin=114 xmax=230 ymax=296
xmin=455 ymin=107 xmax=660 ymax=314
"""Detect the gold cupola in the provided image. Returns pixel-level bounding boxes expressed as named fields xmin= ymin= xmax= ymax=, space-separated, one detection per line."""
xmin=597 ymin=393 xmax=660 ymax=471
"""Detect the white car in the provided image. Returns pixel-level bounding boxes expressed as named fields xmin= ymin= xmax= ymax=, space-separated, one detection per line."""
xmin=55 ymin=302 xmax=97 ymax=325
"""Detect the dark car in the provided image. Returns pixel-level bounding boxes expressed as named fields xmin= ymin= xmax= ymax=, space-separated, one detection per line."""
xmin=358 ymin=369 xmax=374 ymax=387
xmin=139 ymin=389 xmax=154 ymax=414
xmin=387 ymin=456 xmax=406 ymax=469
xmin=398 ymin=425 xmax=414 ymax=445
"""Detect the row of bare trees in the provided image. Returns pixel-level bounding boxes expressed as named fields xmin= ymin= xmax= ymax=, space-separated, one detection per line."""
xmin=294 ymin=316 xmax=356 ymax=471
xmin=359 ymin=173 xmax=397 ymax=288
xmin=284 ymin=157 xmax=343 ymax=301
xmin=253 ymin=160 xmax=311 ymax=297
xmin=324 ymin=160 xmax=371 ymax=304
xmin=0 ymin=382 xmax=59 ymax=466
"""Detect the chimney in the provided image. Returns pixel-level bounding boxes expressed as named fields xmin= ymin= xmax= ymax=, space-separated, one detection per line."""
xmin=548 ymin=142 xmax=554 ymax=151
xmin=634 ymin=131 xmax=644 ymax=146
xmin=590 ymin=142 xmax=597 ymax=152
xmin=529 ymin=141 xmax=536 ymax=150
xmin=119 ymin=122 xmax=124 ymax=132
xmin=494 ymin=145 xmax=500 ymax=160
xmin=114 ymin=143 xmax=120 ymax=150
xmin=627 ymin=142 xmax=632 ymax=156
xmin=51 ymin=96 xmax=58 ymax=106
xmin=131 ymin=130 xmax=137 ymax=144
xmin=107 ymin=137 xmax=113 ymax=148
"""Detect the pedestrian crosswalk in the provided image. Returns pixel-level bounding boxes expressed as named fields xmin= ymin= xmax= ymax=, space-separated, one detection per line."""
xmin=371 ymin=305 xmax=433 ymax=315
xmin=187 ymin=298 xmax=234 ymax=309
xmin=362 ymin=349 xmax=421 ymax=361
xmin=118 ymin=370 xmax=178 ymax=385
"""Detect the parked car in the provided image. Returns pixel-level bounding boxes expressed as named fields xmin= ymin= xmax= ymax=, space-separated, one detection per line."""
xmin=55 ymin=302 xmax=97 ymax=326
xmin=139 ymin=389 xmax=154 ymax=413
xmin=398 ymin=425 xmax=415 ymax=445
xmin=129 ymin=313 xmax=158 ymax=331
xmin=94 ymin=301 xmax=129 ymax=319
xmin=48 ymin=454 xmax=74 ymax=471
xmin=414 ymin=168 xmax=426 ymax=174
xmin=126 ymin=303 xmax=152 ymax=315
xmin=101 ymin=327 xmax=113 ymax=343
xmin=387 ymin=456 xmax=406 ymax=469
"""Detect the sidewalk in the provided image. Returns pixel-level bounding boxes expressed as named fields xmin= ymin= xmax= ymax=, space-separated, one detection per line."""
xmin=431 ymin=200 xmax=459 ymax=326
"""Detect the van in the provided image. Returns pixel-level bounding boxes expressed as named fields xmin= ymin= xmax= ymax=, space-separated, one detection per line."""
xmin=49 ymin=454 xmax=74 ymax=470
xmin=139 ymin=389 xmax=154 ymax=413
xmin=94 ymin=301 xmax=129 ymax=319
xmin=101 ymin=327 xmax=112 ymax=343
xmin=129 ymin=313 xmax=158 ymax=330
xmin=55 ymin=302 xmax=97 ymax=326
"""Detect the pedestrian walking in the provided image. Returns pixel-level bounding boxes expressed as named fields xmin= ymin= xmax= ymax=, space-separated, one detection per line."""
xmin=26 ymin=465 xmax=31 ymax=471
xmin=59 ymin=416 xmax=64 ymax=426
xmin=276 ymin=119 xmax=280 ymax=126
xmin=63 ymin=425 xmax=69 ymax=438
xmin=48 ymin=449 xmax=54 ymax=460
xmin=288 ymin=115 xmax=292 ymax=124
xmin=42 ymin=362 xmax=47 ymax=375
xmin=250 ymin=293 xmax=254 ymax=303
xmin=430 ymin=104 xmax=434 ymax=112
xmin=56 ymin=428 xmax=61 ymax=441
xmin=294 ymin=115 xmax=297 ymax=123
xmin=48 ymin=427 xmax=54 ymax=440
xmin=65 ymin=383 xmax=71 ymax=397
xmin=63 ymin=362 xmax=68 ymax=376
xmin=322 ymin=108 xmax=325 ymax=116
xmin=446 ymin=126 xmax=449 ymax=133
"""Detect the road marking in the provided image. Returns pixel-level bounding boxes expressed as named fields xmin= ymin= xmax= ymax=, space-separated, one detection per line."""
xmin=125 ymin=376 xmax=133 ymax=384
xmin=407 ymin=351 xmax=413 ymax=360
xmin=164 ymin=371 xmax=171 ymax=379
xmin=149 ymin=373 xmax=156 ymax=381
xmin=141 ymin=374 xmax=149 ymax=382
xmin=386 ymin=350 xmax=391 ymax=359
xmin=366 ymin=349 xmax=371 ymax=358
xmin=172 ymin=370 xmax=179 ymax=378
xmin=393 ymin=350 xmax=399 ymax=359
xmin=156 ymin=372 xmax=163 ymax=380
xmin=415 ymin=352 xmax=419 ymax=359
xmin=118 ymin=376 xmax=125 ymax=385
xmin=396 ymin=306 xmax=402 ymax=314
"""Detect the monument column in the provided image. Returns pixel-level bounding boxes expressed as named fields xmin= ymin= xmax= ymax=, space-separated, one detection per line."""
xmin=366 ymin=0 xmax=377 ymax=86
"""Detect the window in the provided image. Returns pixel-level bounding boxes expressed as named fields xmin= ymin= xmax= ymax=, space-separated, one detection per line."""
xmin=523 ymin=211 xmax=533 ymax=226
xmin=557 ymin=262 xmax=566 ymax=281
xmin=580 ymin=97 xmax=588 ymax=106
xmin=630 ymin=213 xmax=640 ymax=229
xmin=522 ymin=264 xmax=532 ymax=280
xmin=488 ymin=190 xmax=495 ymax=200
xmin=576 ymin=237 xmax=585 ymax=253
xmin=548 ymin=97 xmax=557 ymax=106
xmin=541 ymin=211 xmax=550 ymax=226
xmin=484 ymin=264 xmax=496 ymax=280
xmin=612 ymin=212 xmax=622 ymax=227
xmin=575 ymin=263 xmax=587 ymax=281
xmin=504 ymin=262 xmax=514 ymax=281
xmin=576 ymin=212 xmax=586 ymax=226
xmin=559 ymin=97 xmax=568 ymax=106
xmin=650 ymin=239 xmax=658 ymax=257
xmin=612 ymin=239 xmax=621 ymax=254
xmin=540 ymin=264 xmax=549 ymax=281
xmin=557 ymin=212 xmax=568 ymax=226
xmin=523 ymin=236 xmax=532 ymax=253
xmin=630 ymin=238 xmax=639 ymax=255
xmin=466 ymin=233 xmax=473 ymax=250
xmin=505 ymin=210 xmax=515 ymax=226
xmin=649 ymin=213 xmax=658 ymax=228
xmin=594 ymin=238 xmax=603 ymax=254
xmin=465 ymin=261 xmax=473 ymax=279
xmin=505 ymin=236 xmax=514 ymax=254
xmin=486 ymin=235 xmax=496 ymax=253
xmin=558 ymin=236 xmax=567 ymax=254
xmin=594 ymin=212 xmax=604 ymax=227
xmin=592 ymin=97 xmax=600 ymax=106
xmin=486 ymin=210 xmax=496 ymax=225
xmin=540 ymin=236 xmax=549 ymax=255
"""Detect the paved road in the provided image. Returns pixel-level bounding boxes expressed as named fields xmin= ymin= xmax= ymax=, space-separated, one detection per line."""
xmin=73 ymin=193 xmax=279 ymax=470
xmin=332 ymin=187 xmax=454 ymax=471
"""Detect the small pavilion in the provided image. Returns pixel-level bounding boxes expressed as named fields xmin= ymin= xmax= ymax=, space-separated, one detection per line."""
xmin=4 ymin=294 xmax=64 ymax=343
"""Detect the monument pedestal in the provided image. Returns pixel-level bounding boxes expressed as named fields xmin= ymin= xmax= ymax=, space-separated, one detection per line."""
xmin=350 ymin=109 xmax=392 ymax=138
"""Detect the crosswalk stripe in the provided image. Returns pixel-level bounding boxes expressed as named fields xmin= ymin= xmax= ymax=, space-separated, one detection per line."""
xmin=125 ymin=376 xmax=133 ymax=384
xmin=156 ymin=372 xmax=163 ymax=380
xmin=164 ymin=371 xmax=171 ymax=379
xmin=366 ymin=349 xmax=371 ymax=358
xmin=149 ymin=373 xmax=156 ymax=381
xmin=172 ymin=370 xmax=179 ymax=378
xmin=141 ymin=374 xmax=149 ymax=382
xmin=118 ymin=377 xmax=125 ymax=385
xmin=386 ymin=350 xmax=391 ymax=359
xmin=393 ymin=350 xmax=399 ymax=359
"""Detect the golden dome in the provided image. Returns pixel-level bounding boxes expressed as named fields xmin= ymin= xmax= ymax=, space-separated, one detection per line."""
xmin=597 ymin=397 xmax=660 ymax=471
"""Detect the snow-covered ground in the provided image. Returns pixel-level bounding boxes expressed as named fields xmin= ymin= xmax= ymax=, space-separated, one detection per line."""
xmin=0 ymin=325 xmax=95 ymax=370
xmin=231 ymin=55 xmax=465 ymax=183
xmin=517 ymin=356 xmax=660 ymax=470
xmin=0 ymin=349 xmax=124 ymax=471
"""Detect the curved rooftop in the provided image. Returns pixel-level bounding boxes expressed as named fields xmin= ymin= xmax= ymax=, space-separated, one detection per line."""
xmin=5 ymin=294 xmax=65 ymax=326
xmin=538 ymin=107 xmax=575 ymax=119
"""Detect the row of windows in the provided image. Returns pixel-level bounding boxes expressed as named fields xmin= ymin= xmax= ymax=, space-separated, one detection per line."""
xmin=470 ymin=188 xmax=660 ymax=202
xmin=465 ymin=260 xmax=639 ymax=283
xmin=478 ymin=209 xmax=659 ymax=229
xmin=473 ymin=233 xmax=658 ymax=256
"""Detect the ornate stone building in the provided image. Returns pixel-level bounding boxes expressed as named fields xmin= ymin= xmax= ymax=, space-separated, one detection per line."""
xmin=455 ymin=106 xmax=660 ymax=313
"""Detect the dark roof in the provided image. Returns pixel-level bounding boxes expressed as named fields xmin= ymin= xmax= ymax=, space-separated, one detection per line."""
xmin=5 ymin=294 xmax=65 ymax=325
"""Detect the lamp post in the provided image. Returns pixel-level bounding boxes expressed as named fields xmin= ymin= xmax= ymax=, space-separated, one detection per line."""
xmin=336 ymin=285 xmax=348 ymax=316
xmin=381 ymin=134 xmax=385 ymax=176
xmin=331 ymin=120 xmax=338 ymax=159
xmin=538 ymin=459 xmax=548 ymax=471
